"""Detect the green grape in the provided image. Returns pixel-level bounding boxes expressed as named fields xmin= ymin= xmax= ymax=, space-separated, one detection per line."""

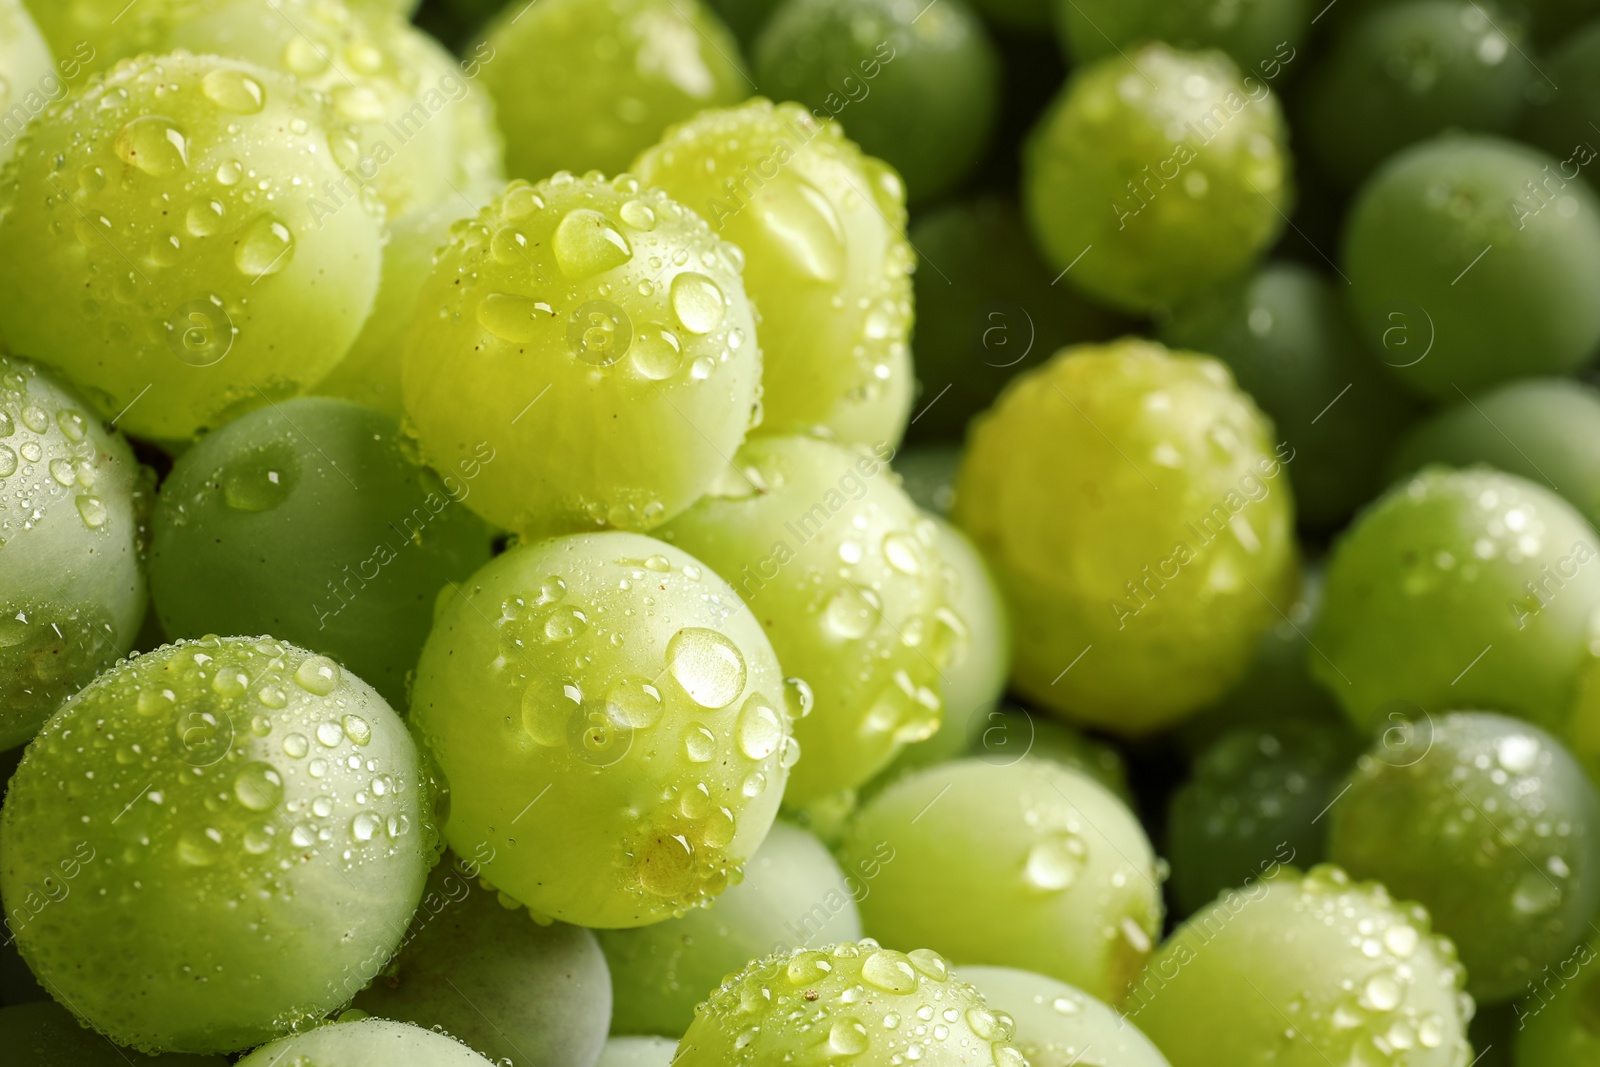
xmin=478 ymin=0 xmax=747 ymax=183
xmin=955 ymin=339 xmax=1298 ymax=735
xmin=1344 ymin=134 xmax=1600 ymax=399
xmin=959 ymin=966 xmax=1172 ymax=1067
xmin=633 ymin=100 xmax=914 ymax=447
xmin=906 ymin=198 xmax=1129 ymax=444
xmin=1389 ymin=379 xmax=1600 ymax=535
xmin=753 ymin=0 xmax=999 ymax=203
xmin=148 ymin=397 xmax=492 ymax=711
xmin=1161 ymin=261 xmax=1418 ymax=529
xmin=0 ymin=636 xmax=435 ymax=1053
xmin=1512 ymin=934 xmax=1600 ymax=1064
xmin=235 ymin=1018 xmax=497 ymax=1067
xmin=656 ymin=435 xmax=961 ymax=802
xmin=0 ymin=0 xmax=53 ymax=171
xmin=598 ymin=1036 xmax=680 ymax=1067
xmin=1328 ymin=712 xmax=1600 ymax=1004
xmin=0 ymin=52 xmax=383 ymax=440
xmin=1313 ymin=467 xmax=1600 ymax=733
xmin=1525 ymin=22 xmax=1600 ymax=165
xmin=1023 ymin=44 xmax=1293 ymax=313
xmin=0 ymin=1000 xmax=228 ymax=1066
xmin=1054 ymin=0 xmax=1311 ymax=72
xmin=408 ymin=532 xmax=793 ymax=928
xmin=19 ymin=0 xmax=191 ymax=66
xmin=352 ymin=851 xmax=611 ymax=1067
xmin=599 ymin=820 xmax=862 ymax=1037
xmin=1132 ymin=865 xmax=1473 ymax=1067
xmin=1335 ymin=0 xmax=1600 ymax=43
xmin=893 ymin=446 xmax=959 ymax=517
xmin=403 ymin=173 xmax=762 ymax=536
xmin=966 ymin=705 xmax=1132 ymax=804
xmin=840 ymin=758 xmax=1164 ymax=1005
xmin=672 ymin=940 xmax=1028 ymax=1067
xmin=0 ymin=357 xmax=148 ymax=751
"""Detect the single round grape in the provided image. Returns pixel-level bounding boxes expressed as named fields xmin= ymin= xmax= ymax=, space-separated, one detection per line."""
xmin=959 ymin=966 xmax=1172 ymax=1067
xmin=148 ymin=397 xmax=492 ymax=711
xmin=1054 ymin=0 xmax=1311 ymax=72
xmin=840 ymin=759 xmax=1164 ymax=1004
xmin=0 ymin=0 xmax=52 ymax=171
xmin=906 ymin=198 xmax=1129 ymax=444
xmin=1313 ymin=467 xmax=1600 ymax=733
xmin=1132 ymin=866 xmax=1473 ymax=1067
xmin=1328 ymin=712 xmax=1600 ymax=1004
xmin=0 ymin=51 xmax=383 ymax=440
xmin=1023 ymin=44 xmax=1292 ymax=313
xmin=408 ymin=532 xmax=792 ymax=928
xmin=657 ymin=435 xmax=960 ymax=802
xmin=673 ymin=940 xmax=1028 ymax=1067
xmin=964 ymin=705 xmax=1132 ymax=803
xmin=0 ymin=357 xmax=148 ymax=751
xmin=0 ymin=1000 xmax=228 ymax=1066
xmin=1161 ymin=261 xmax=1418 ymax=529
xmin=754 ymin=0 xmax=999 ymax=203
xmin=479 ymin=0 xmax=747 ymax=183
xmin=235 ymin=1018 xmax=497 ymax=1067
xmin=1513 ymin=935 xmax=1600 ymax=1064
xmin=599 ymin=820 xmax=861 ymax=1037
xmin=598 ymin=1036 xmax=679 ymax=1067
xmin=0 ymin=636 xmax=434 ymax=1053
xmin=633 ymin=100 xmax=914 ymax=447
xmin=954 ymin=339 xmax=1297 ymax=735
xmin=1344 ymin=134 xmax=1600 ymax=399
xmin=352 ymin=852 xmax=611 ymax=1067
xmin=403 ymin=173 xmax=761 ymax=537
xmin=1525 ymin=21 xmax=1600 ymax=163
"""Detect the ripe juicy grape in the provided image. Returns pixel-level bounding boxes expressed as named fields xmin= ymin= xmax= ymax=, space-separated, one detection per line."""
xmin=841 ymin=759 xmax=1164 ymax=1004
xmin=1313 ymin=467 xmax=1600 ymax=733
xmin=479 ymin=0 xmax=746 ymax=183
xmin=404 ymin=172 xmax=761 ymax=536
xmin=600 ymin=820 xmax=862 ymax=1037
xmin=1344 ymin=134 xmax=1600 ymax=399
xmin=673 ymin=940 xmax=1028 ymax=1067
xmin=754 ymin=0 xmax=999 ymax=203
xmin=408 ymin=532 xmax=793 ymax=927
xmin=960 ymin=966 xmax=1172 ymax=1067
xmin=634 ymin=100 xmax=914 ymax=447
xmin=1526 ymin=20 xmax=1600 ymax=161
xmin=235 ymin=1018 xmax=497 ymax=1067
xmin=0 ymin=636 xmax=435 ymax=1053
xmin=1329 ymin=712 xmax=1600 ymax=1004
xmin=1054 ymin=0 xmax=1311 ymax=71
xmin=1161 ymin=261 xmax=1417 ymax=529
xmin=657 ymin=435 xmax=960 ymax=802
xmin=598 ymin=1036 xmax=679 ymax=1067
xmin=1511 ymin=933 xmax=1600 ymax=1064
xmin=0 ymin=1000 xmax=228 ymax=1066
xmin=1023 ymin=44 xmax=1292 ymax=313
xmin=955 ymin=339 xmax=1297 ymax=735
xmin=352 ymin=851 xmax=612 ymax=1067
xmin=148 ymin=397 xmax=492 ymax=711
xmin=0 ymin=357 xmax=147 ymax=751
xmin=0 ymin=0 xmax=51 ymax=170
xmin=0 ymin=52 xmax=383 ymax=441
xmin=1133 ymin=866 xmax=1473 ymax=1067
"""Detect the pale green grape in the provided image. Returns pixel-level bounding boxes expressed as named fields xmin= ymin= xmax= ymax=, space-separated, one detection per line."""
xmin=955 ymin=339 xmax=1297 ymax=735
xmin=598 ymin=1036 xmax=679 ymax=1067
xmin=402 ymin=173 xmax=762 ymax=536
xmin=599 ymin=820 xmax=861 ymax=1037
xmin=0 ymin=0 xmax=52 ymax=171
xmin=0 ymin=1000 xmax=228 ymax=1065
xmin=352 ymin=852 xmax=612 ymax=1067
xmin=672 ymin=940 xmax=1028 ymax=1067
xmin=408 ymin=532 xmax=792 ymax=928
xmin=0 ymin=52 xmax=383 ymax=440
xmin=634 ymin=100 xmax=914 ymax=447
xmin=235 ymin=1018 xmax=497 ymax=1067
xmin=657 ymin=435 xmax=962 ymax=802
xmin=840 ymin=758 xmax=1164 ymax=1005
xmin=960 ymin=966 xmax=1172 ymax=1067
xmin=0 ymin=356 xmax=147 ymax=751
xmin=20 ymin=0 xmax=198 ymax=66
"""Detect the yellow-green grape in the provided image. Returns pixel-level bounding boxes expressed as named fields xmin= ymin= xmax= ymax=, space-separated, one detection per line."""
xmin=840 ymin=758 xmax=1164 ymax=1005
xmin=1513 ymin=934 xmax=1600 ymax=1064
xmin=657 ymin=435 xmax=961 ymax=802
xmin=672 ymin=940 xmax=1028 ymax=1067
xmin=0 ymin=357 xmax=147 ymax=751
xmin=0 ymin=52 xmax=383 ymax=440
xmin=0 ymin=0 xmax=52 ymax=171
xmin=0 ymin=1001 xmax=228 ymax=1066
xmin=960 ymin=966 xmax=1172 ymax=1067
xmin=598 ymin=1036 xmax=679 ymax=1067
xmin=235 ymin=1018 xmax=497 ymax=1067
xmin=599 ymin=820 xmax=862 ymax=1037
xmin=408 ymin=532 xmax=793 ymax=928
xmin=1023 ymin=44 xmax=1292 ymax=313
xmin=479 ymin=0 xmax=748 ymax=183
xmin=403 ymin=173 xmax=762 ymax=536
xmin=0 ymin=636 xmax=435 ymax=1053
xmin=634 ymin=100 xmax=914 ymax=447
xmin=955 ymin=339 xmax=1297 ymax=736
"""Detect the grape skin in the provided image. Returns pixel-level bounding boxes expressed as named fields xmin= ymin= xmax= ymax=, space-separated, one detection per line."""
xmin=0 ymin=0 xmax=53 ymax=171
xmin=1512 ymin=934 xmax=1600 ymax=1064
xmin=959 ymin=965 xmax=1172 ymax=1067
xmin=234 ymin=1017 xmax=497 ymax=1067
xmin=597 ymin=1036 xmax=679 ymax=1067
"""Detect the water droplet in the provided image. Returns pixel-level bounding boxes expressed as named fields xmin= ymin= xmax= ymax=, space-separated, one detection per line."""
xmin=670 ymin=272 xmax=725 ymax=334
xmin=342 ymin=714 xmax=371 ymax=746
xmin=234 ymin=762 xmax=283 ymax=811
xmin=861 ymin=950 xmax=919 ymax=993
xmin=56 ymin=409 xmax=87 ymax=441
xmin=684 ymin=725 xmax=717 ymax=762
xmin=187 ymin=199 xmax=225 ymax=237
xmin=823 ymin=586 xmax=881 ymax=639
xmin=882 ymin=531 xmax=922 ymax=575
xmin=1024 ymin=834 xmax=1087 ymax=890
xmin=757 ymin=178 xmax=846 ymax=283
xmin=48 ymin=458 xmax=76 ymax=485
xmin=115 ymin=116 xmax=188 ymax=176
xmin=1513 ymin=870 xmax=1562 ymax=914
xmin=553 ymin=209 xmax=632 ymax=278
xmin=619 ymin=199 xmax=656 ymax=230
xmin=177 ymin=827 xmax=223 ymax=866
xmin=76 ymin=495 xmax=107 ymax=528
xmin=478 ymin=291 xmax=555 ymax=343
xmin=351 ymin=811 xmax=382 ymax=843
xmin=283 ymin=733 xmax=309 ymax=758
xmin=637 ymin=832 xmax=695 ymax=897
xmin=544 ymin=607 xmax=588 ymax=642
xmin=316 ymin=721 xmax=344 ymax=747
xmin=666 ymin=627 xmax=746 ymax=708
xmin=1363 ymin=972 xmax=1402 ymax=1012
xmin=607 ymin=678 xmax=663 ymax=729
xmin=827 ymin=1017 xmax=869 ymax=1056
xmin=295 ymin=656 xmax=341 ymax=696
xmin=215 ymin=159 xmax=242 ymax=185
xmin=234 ymin=215 xmax=294 ymax=278
xmin=630 ymin=325 xmax=683 ymax=380
xmin=201 ymin=68 xmax=265 ymax=114
xmin=1497 ymin=733 xmax=1541 ymax=773
xmin=784 ymin=676 xmax=814 ymax=720
xmin=787 ymin=950 xmax=832 ymax=984
xmin=736 ymin=694 xmax=783 ymax=760
xmin=0 ymin=446 xmax=15 ymax=478
xmin=523 ymin=677 xmax=581 ymax=747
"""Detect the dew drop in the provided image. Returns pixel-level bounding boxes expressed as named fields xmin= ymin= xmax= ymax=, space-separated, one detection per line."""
xmin=177 ymin=827 xmax=222 ymax=867
xmin=342 ymin=714 xmax=371 ymax=746
xmin=619 ymin=199 xmax=657 ymax=230
xmin=823 ymin=586 xmax=881 ymax=639
xmin=630 ymin=325 xmax=683 ymax=380
xmin=882 ymin=531 xmax=922 ymax=575
xmin=234 ymin=215 xmax=295 ymax=278
xmin=607 ymin=678 xmax=663 ymax=729
xmin=477 ymin=292 xmax=555 ymax=343
xmin=201 ymin=68 xmax=266 ymax=114
xmin=666 ymin=628 xmax=747 ymax=708
xmin=736 ymin=694 xmax=783 ymax=759
xmin=187 ymin=199 xmax=224 ymax=237
xmin=115 ymin=116 xmax=188 ymax=176
xmin=234 ymin=762 xmax=283 ymax=811
xmin=1023 ymin=834 xmax=1087 ymax=891
xmin=670 ymin=272 xmax=725 ymax=334
xmin=861 ymin=950 xmax=919 ymax=993
xmin=637 ymin=832 xmax=695 ymax=897
xmin=553 ymin=209 xmax=632 ymax=278
xmin=685 ymin=725 xmax=717 ymax=762
xmin=828 ymin=1017 xmax=869 ymax=1057
xmin=295 ymin=656 xmax=341 ymax=696
xmin=76 ymin=495 xmax=107 ymax=528
xmin=351 ymin=811 xmax=382 ymax=843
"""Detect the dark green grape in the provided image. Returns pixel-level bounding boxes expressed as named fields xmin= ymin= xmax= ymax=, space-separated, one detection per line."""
xmin=1162 ymin=261 xmax=1417 ymax=528
xmin=1525 ymin=21 xmax=1600 ymax=166
xmin=1513 ymin=935 xmax=1600 ymax=1064
xmin=149 ymin=397 xmax=493 ymax=710
xmin=0 ymin=1001 xmax=227 ymax=1066
xmin=1343 ymin=134 xmax=1600 ymax=399
xmin=1055 ymin=0 xmax=1311 ymax=72
xmin=754 ymin=0 xmax=1000 ymax=203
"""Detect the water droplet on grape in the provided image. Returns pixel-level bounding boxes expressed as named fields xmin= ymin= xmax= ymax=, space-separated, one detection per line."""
xmin=666 ymin=627 xmax=746 ymax=708
xmin=736 ymin=694 xmax=783 ymax=759
xmin=861 ymin=950 xmax=919 ymax=993
xmin=553 ymin=209 xmax=632 ymax=278
xmin=295 ymin=656 xmax=341 ymax=695
xmin=477 ymin=292 xmax=555 ymax=343
xmin=607 ymin=678 xmax=663 ymax=729
xmin=823 ymin=586 xmax=880 ymax=639
xmin=234 ymin=762 xmax=284 ymax=811
xmin=115 ymin=116 xmax=189 ymax=177
xmin=76 ymin=495 xmax=107 ymax=528
xmin=1024 ymin=834 xmax=1087 ymax=890
xmin=631 ymin=325 xmax=683 ymax=380
xmin=234 ymin=215 xmax=295 ymax=278
xmin=670 ymin=272 xmax=725 ymax=334
xmin=201 ymin=68 xmax=266 ymax=114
